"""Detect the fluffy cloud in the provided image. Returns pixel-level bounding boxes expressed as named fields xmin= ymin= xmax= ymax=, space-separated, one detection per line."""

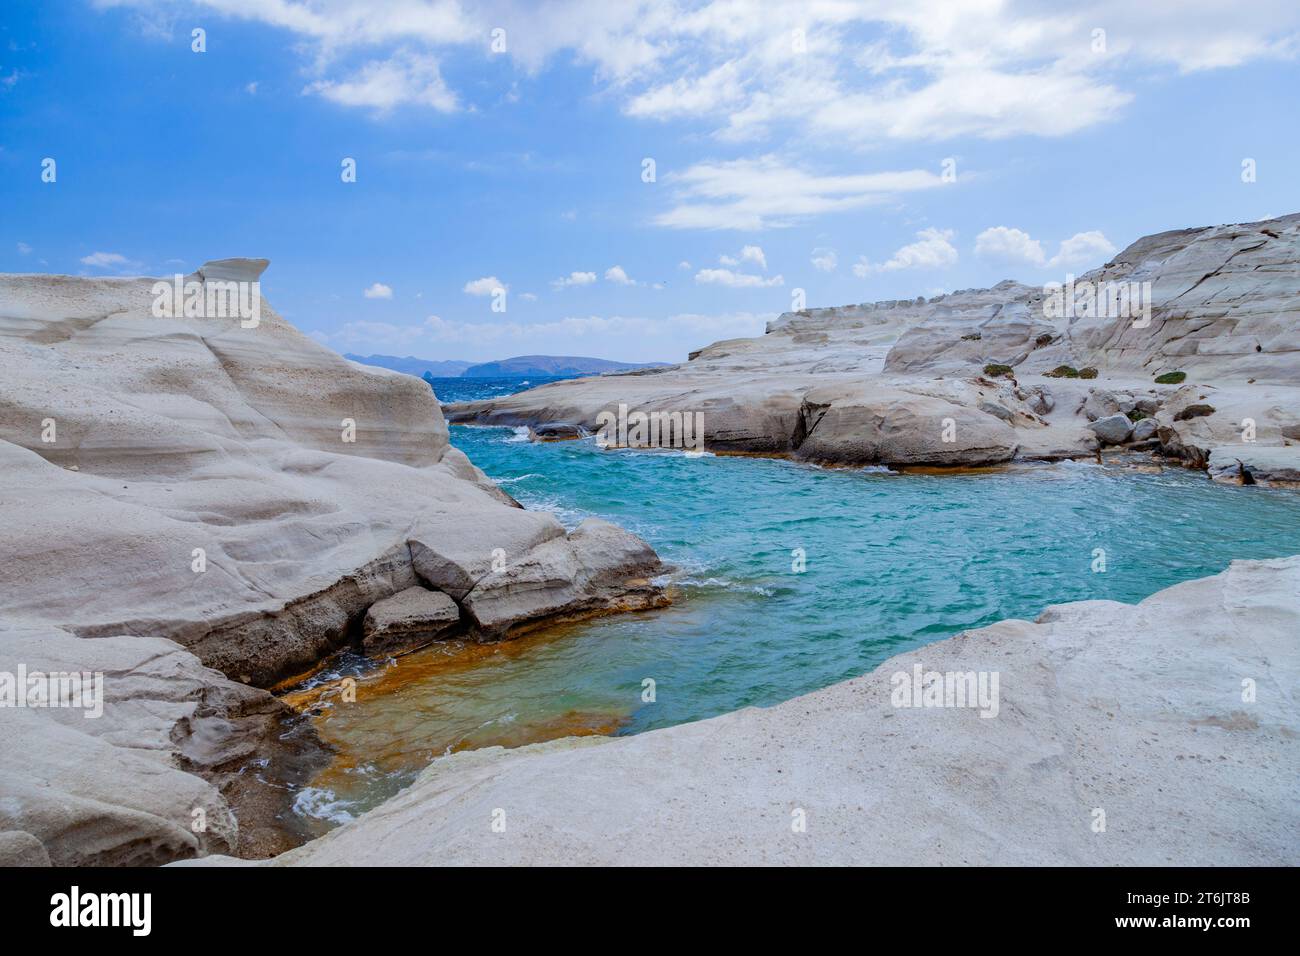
xmin=79 ymin=251 xmax=140 ymax=271
xmin=974 ymin=227 xmax=1047 ymax=267
xmin=975 ymin=227 xmax=1118 ymax=270
xmin=1051 ymin=230 xmax=1118 ymax=268
xmin=605 ymin=265 xmax=636 ymax=285
xmin=853 ymin=228 xmax=958 ymax=276
xmin=363 ymin=282 xmax=393 ymax=299
xmin=551 ymin=271 xmax=598 ymax=290
xmin=98 ymin=1 xmax=1300 ymax=139
xmin=655 ymin=155 xmax=946 ymax=231
xmin=463 ymin=276 xmax=506 ymax=295
xmin=694 ymin=268 xmax=783 ymax=288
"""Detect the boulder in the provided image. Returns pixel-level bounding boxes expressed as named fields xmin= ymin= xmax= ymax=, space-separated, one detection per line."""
xmin=1132 ymin=417 xmax=1160 ymax=442
xmin=362 ymin=587 xmax=460 ymax=655
xmin=1089 ymin=414 xmax=1134 ymax=445
xmin=1082 ymin=389 xmax=1123 ymax=422
xmin=462 ymin=518 xmax=667 ymax=638
xmin=1207 ymin=446 xmax=1300 ymax=485
xmin=530 ymin=422 xmax=586 ymax=441
xmin=794 ymin=386 xmax=1019 ymax=466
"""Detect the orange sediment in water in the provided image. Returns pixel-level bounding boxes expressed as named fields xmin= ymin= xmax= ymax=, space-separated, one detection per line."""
xmin=281 ymin=621 xmax=635 ymax=829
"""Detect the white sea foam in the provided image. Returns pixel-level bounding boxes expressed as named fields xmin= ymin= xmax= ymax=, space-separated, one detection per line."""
xmin=491 ymin=472 xmax=543 ymax=485
xmin=292 ymin=786 xmax=359 ymax=825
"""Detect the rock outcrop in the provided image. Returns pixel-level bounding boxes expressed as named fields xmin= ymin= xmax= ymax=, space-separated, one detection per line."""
xmin=196 ymin=557 xmax=1300 ymax=866
xmin=0 ymin=263 xmax=666 ymax=866
xmin=362 ymin=587 xmax=460 ymax=656
xmin=446 ymin=213 xmax=1300 ymax=473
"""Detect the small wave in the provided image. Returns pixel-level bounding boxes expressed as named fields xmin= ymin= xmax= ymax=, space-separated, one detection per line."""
xmin=677 ymin=575 xmax=776 ymax=597
xmin=519 ymin=494 xmax=589 ymax=529
xmin=491 ymin=472 xmax=543 ymax=485
xmin=292 ymin=786 xmax=359 ymax=826
xmin=503 ymin=426 xmax=532 ymax=444
xmin=860 ymin=464 xmax=894 ymax=474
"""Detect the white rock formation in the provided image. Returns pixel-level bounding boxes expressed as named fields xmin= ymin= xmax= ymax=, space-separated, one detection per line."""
xmin=447 ymin=214 xmax=1300 ymax=473
xmin=0 ymin=263 xmax=665 ymax=865
xmin=196 ymin=557 xmax=1300 ymax=867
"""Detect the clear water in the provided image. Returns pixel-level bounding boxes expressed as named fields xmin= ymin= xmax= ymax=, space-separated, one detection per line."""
xmin=284 ymin=376 xmax=1300 ymax=832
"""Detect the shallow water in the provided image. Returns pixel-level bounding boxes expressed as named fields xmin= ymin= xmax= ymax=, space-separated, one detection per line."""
xmin=285 ymin=377 xmax=1300 ymax=833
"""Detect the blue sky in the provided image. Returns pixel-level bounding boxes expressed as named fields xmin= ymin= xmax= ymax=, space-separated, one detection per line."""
xmin=2 ymin=0 xmax=1298 ymax=362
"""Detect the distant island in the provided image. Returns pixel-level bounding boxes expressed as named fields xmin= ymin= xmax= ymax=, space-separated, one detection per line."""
xmin=344 ymin=354 xmax=474 ymax=377
xmin=346 ymin=353 xmax=668 ymax=379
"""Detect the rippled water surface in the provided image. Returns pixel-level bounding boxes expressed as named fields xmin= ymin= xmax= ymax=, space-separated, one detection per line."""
xmin=286 ymin=376 xmax=1300 ymax=832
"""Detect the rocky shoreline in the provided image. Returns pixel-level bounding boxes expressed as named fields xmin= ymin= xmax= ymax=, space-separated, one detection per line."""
xmin=2 ymin=213 xmax=1297 ymax=868
xmin=193 ymin=556 xmax=1300 ymax=866
xmin=0 ymin=263 xmax=666 ymax=865
xmin=446 ymin=214 xmax=1300 ymax=485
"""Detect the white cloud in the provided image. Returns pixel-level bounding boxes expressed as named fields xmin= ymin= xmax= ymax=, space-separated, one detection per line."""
xmin=244 ymin=81 xmax=259 ymax=95
xmin=304 ymin=50 xmax=457 ymax=113
xmin=79 ymin=251 xmax=139 ymax=271
xmin=519 ymin=292 xmax=539 ymax=301
xmin=694 ymin=268 xmax=783 ymax=288
xmin=975 ymin=226 xmax=1118 ymax=270
xmin=363 ymin=282 xmax=393 ymax=299
xmin=16 ymin=242 xmax=32 ymax=255
xmin=655 ymin=155 xmax=946 ymax=231
xmin=551 ymin=271 xmax=597 ymax=290
xmin=97 ymin=0 xmax=1300 ymax=140
xmin=605 ymin=265 xmax=636 ymax=285
xmin=854 ymin=228 xmax=958 ymax=276
xmin=678 ymin=261 xmax=692 ymax=270
xmin=463 ymin=276 xmax=506 ymax=296
xmin=811 ymin=247 xmax=837 ymax=272
xmin=720 ymin=245 xmax=766 ymax=268
xmin=1050 ymin=230 xmax=1118 ymax=268
xmin=975 ymin=227 xmax=1047 ymax=268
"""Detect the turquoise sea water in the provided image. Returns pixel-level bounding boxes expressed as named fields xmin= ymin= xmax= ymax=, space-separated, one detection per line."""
xmin=288 ymin=376 xmax=1300 ymax=828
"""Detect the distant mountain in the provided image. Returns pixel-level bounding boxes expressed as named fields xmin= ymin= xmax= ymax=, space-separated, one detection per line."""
xmin=462 ymin=355 xmax=669 ymax=377
xmin=346 ymin=352 xmax=666 ymax=379
xmin=345 ymin=354 xmax=474 ymax=378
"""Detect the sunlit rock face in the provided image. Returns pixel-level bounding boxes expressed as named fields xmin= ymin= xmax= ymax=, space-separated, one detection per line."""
xmin=0 ymin=261 xmax=665 ymax=866
xmin=446 ymin=213 xmax=1300 ymax=468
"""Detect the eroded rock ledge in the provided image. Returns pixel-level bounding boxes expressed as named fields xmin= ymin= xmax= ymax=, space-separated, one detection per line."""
xmin=446 ymin=213 xmax=1300 ymax=479
xmin=199 ymin=556 xmax=1299 ymax=867
xmin=0 ymin=264 xmax=666 ymax=866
